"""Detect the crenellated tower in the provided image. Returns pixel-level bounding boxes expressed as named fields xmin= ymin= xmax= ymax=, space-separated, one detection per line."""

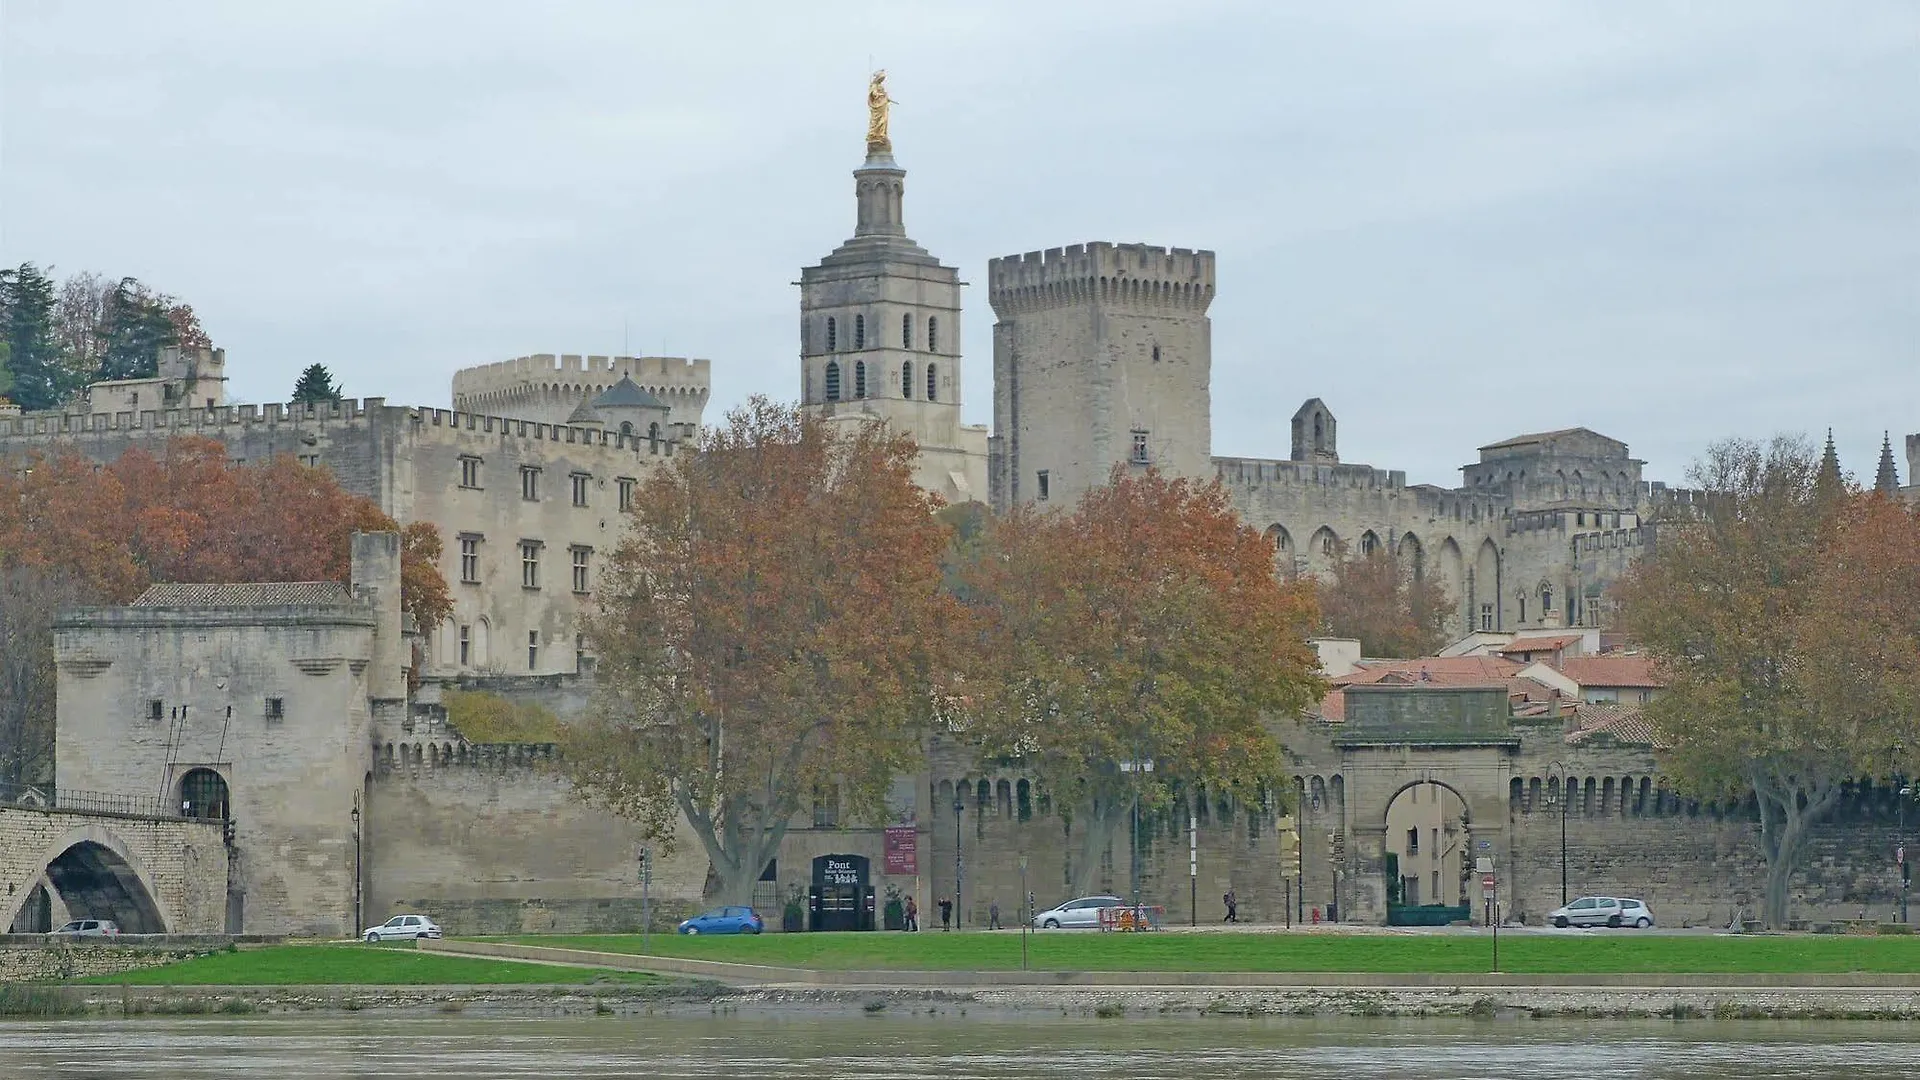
xmin=796 ymin=72 xmax=985 ymax=504
xmin=986 ymin=243 xmax=1215 ymax=512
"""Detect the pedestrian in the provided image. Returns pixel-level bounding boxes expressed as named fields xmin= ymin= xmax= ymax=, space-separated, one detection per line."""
xmin=904 ymin=897 xmax=919 ymax=932
xmin=1223 ymin=889 xmax=1238 ymax=923
xmin=989 ymin=902 xmax=1002 ymax=930
xmin=939 ymin=896 xmax=953 ymax=930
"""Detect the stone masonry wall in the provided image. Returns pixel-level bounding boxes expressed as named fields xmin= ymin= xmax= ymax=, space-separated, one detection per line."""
xmin=0 ymin=943 xmax=222 ymax=982
xmin=0 ymin=807 xmax=227 ymax=934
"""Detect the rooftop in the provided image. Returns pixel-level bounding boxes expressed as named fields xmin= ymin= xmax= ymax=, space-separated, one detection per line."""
xmin=132 ymin=581 xmax=353 ymax=608
xmin=1559 ymin=654 xmax=1663 ymax=689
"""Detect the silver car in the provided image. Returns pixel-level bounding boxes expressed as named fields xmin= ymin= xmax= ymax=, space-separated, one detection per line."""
xmin=49 ymin=919 xmax=119 ymax=938
xmin=363 ymin=914 xmax=443 ymax=942
xmin=1033 ymin=895 xmax=1123 ymax=929
xmin=1547 ymin=896 xmax=1654 ymax=929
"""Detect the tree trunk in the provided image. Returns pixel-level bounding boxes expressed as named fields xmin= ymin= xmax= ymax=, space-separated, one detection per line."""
xmin=1068 ymin=798 xmax=1124 ymax=898
xmin=1751 ymin=771 xmax=1838 ymax=929
xmin=678 ymin=791 xmax=790 ymax=909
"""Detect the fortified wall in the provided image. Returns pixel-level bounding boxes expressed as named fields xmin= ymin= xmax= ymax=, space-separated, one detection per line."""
xmin=451 ymin=353 xmax=711 ymax=430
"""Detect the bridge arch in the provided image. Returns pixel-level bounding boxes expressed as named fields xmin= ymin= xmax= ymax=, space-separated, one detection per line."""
xmin=3 ymin=823 xmax=175 ymax=934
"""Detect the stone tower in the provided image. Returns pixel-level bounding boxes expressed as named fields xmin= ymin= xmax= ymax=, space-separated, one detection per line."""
xmin=986 ymin=243 xmax=1215 ymax=512
xmin=797 ymin=76 xmax=986 ymax=504
xmin=1291 ymin=399 xmax=1338 ymax=464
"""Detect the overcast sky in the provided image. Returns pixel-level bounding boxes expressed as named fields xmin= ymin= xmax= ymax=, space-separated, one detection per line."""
xmin=3 ymin=1 xmax=1914 ymax=487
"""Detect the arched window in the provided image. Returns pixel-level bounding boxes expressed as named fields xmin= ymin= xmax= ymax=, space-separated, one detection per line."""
xmin=901 ymin=313 xmax=912 ymax=348
xmin=854 ymin=361 xmax=867 ymax=399
xmin=854 ymin=314 xmax=865 ymax=350
xmin=825 ymin=317 xmax=837 ymax=352
xmin=619 ymin=421 xmax=633 ymax=437
xmin=901 ymin=361 xmax=913 ymax=399
xmin=647 ymin=421 xmax=660 ymax=448
xmin=824 ymin=361 xmax=842 ymax=401
xmin=180 ymin=767 xmax=229 ymax=820
xmin=927 ymin=316 xmax=938 ymax=352
xmin=1151 ymin=344 xmax=1160 ymax=362
xmin=926 ymin=363 xmax=937 ymax=402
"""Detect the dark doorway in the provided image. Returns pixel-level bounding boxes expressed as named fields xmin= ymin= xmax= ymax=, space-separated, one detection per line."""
xmin=807 ymin=854 xmax=874 ymax=932
xmin=8 ymin=882 xmax=52 ymax=933
xmin=43 ymin=841 xmax=167 ymax=933
xmin=179 ymin=768 xmax=230 ymax=820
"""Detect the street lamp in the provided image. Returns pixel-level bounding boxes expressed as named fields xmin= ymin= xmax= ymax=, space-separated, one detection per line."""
xmin=1119 ymin=758 xmax=1154 ymax=919
xmin=952 ymin=795 xmax=965 ymax=930
xmin=350 ymin=796 xmax=362 ymax=934
xmin=1901 ymin=784 xmax=1913 ymax=925
xmin=1547 ymin=760 xmax=1570 ymax=907
xmin=1018 ymin=855 xmax=1030 ymax=969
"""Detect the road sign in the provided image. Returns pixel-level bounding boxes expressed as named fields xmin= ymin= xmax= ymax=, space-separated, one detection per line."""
xmin=1899 ymin=845 xmax=1906 ymax=866
xmin=1481 ymin=873 xmax=1496 ymax=890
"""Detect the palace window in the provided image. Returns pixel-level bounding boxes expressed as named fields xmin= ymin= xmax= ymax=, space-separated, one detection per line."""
xmin=1036 ymin=470 xmax=1050 ymax=501
xmin=902 ymin=313 xmax=912 ymax=349
xmin=1406 ymin=828 xmax=1419 ymax=856
xmin=528 ymin=630 xmax=539 ymax=671
xmin=1131 ymin=429 xmax=1150 ymax=465
xmin=570 ymin=472 xmax=590 ymax=508
xmin=576 ymin=633 xmax=589 ymax=670
xmin=926 ymin=363 xmax=937 ymax=402
xmin=459 ymin=536 xmax=480 ymax=584
xmin=459 ymin=455 xmax=482 ymax=489
xmin=148 ymin=699 xmax=163 ymax=722
xmin=854 ymin=361 xmax=867 ymax=399
xmin=647 ymin=422 xmax=660 ymax=448
xmin=459 ymin=624 xmax=471 ymax=666
xmin=571 ymin=546 xmax=591 ymax=594
xmin=520 ymin=466 xmax=540 ymax=502
xmin=901 ymin=361 xmax=913 ymax=399
xmin=520 ymin=541 xmax=542 ymax=589
xmin=854 ymin=314 xmax=865 ymax=350
xmin=265 ymin=697 xmax=285 ymax=721
xmin=1152 ymin=344 xmax=1161 ymax=362
xmin=1480 ymin=603 xmax=1494 ymax=631
xmin=617 ymin=477 xmax=636 ymax=512
xmin=927 ymin=316 xmax=938 ymax=352
xmin=812 ymin=783 xmax=840 ymax=828
xmin=826 ymin=316 xmax=837 ymax=352
xmin=825 ymin=361 xmax=842 ymax=402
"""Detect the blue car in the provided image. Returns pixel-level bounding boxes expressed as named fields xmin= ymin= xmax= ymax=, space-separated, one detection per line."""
xmin=676 ymin=905 xmax=764 ymax=935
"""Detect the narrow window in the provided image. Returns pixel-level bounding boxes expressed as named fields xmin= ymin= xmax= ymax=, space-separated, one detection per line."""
xmin=826 ymin=316 xmax=837 ymax=352
xmin=825 ymin=361 xmax=842 ymax=401
xmin=813 ymin=783 xmax=840 ymax=828
xmin=927 ymin=316 xmax=938 ymax=352
xmin=520 ymin=541 xmax=541 ymax=589
xmin=1407 ymin=828 xmax=1418 ymax=855
xmin=902 ymin=313 xmax=912 ymax=348
xmin=459 ymin=536 xmax=480 ymax=583
xmin=647 ymin=422 xmax=660 ymax=448
xmin=926 ymin=363 xmax=937 ymax=401
xmin=854 ymin=314 xmax=865 ymax=349
xmin=265 ymin=697 xmax=285 ymax=721
xmin=571 ymin=546 xmax=590 ymax=594
xmin=459 ymin=456 xmax=482 ymax=489
xmin=148 ymin=699 xmax=163 ymax=722
xmin=854 ymin=361 xmax=867 ymax=399
xmin=575 ymin=633 xmax=588 ymax=670
xmin=1520 ymin=597 xmax=1527 ymax=623
xmin=1152 ymin=344 xmax=1160 ymax=362
xmin=458 ymin=625 xmax=471 ymax=665
xmin=520 ymin=466 xmax=540 ymax=501
xmin=617 ymin=477 xmax=636 ymax=512
xmin=1480 ymin=603 xmax=1494 ymax=631
xmin=1131 ymin=429 xmax=1150 ymax=465
xmin=528 ymin=630 xmax=539 ymax=671
xmin=570 ymin=472 xmax=590 ymax=508
xmin=1036 ymin=470 xmax=1050 ymax=501
xmin=901 ymin=361 xmax=913 ymax=399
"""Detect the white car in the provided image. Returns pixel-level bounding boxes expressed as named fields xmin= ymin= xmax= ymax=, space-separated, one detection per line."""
xmin=49 ymin=919 xmax=120 ymax=938
xmin=1547 ymin=896 xmax=1654 ymax=929
xmin=1033 ymin=895 xmax=1123 ymax=929
xmin=363 ymin=914 xmax=443 ymax=942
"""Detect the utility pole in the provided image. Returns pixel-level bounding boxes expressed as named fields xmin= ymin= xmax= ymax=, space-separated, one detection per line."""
xmin=639 ymin=846 xmax=653 ymax=952
xmin=1188 ymin=809 xmax=1197 ymax=928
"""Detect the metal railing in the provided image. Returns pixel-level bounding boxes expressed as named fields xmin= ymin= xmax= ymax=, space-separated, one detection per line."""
xmin=0 ymin=781 xmax=185 ymax=820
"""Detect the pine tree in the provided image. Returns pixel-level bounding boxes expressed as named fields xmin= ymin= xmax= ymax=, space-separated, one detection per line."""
xmin=291 ymin=363 xmax=342 ymax=403
xmin=94 ymin=277 xmax=178 ymax=381
xmin=0 ymin=263 xmax=78 ymax=412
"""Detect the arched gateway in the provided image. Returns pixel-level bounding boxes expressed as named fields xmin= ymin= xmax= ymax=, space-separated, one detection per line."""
xmin=1 ymin=811 xmax=227 ymax=934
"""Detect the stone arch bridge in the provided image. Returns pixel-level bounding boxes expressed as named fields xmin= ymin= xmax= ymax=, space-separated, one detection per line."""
xmin=1 ymin=800 xmax=228 ymax=934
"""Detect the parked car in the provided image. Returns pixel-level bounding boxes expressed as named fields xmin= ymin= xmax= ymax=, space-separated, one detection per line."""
xmin=1032 ymin=895 xmax=1124 ymax=930
xmin=363 ymin=914 xmax=443 ymax=942
xmin=677 ymin=906 xmax=764 ymax=935
xmin=49 ymin=919 xmax=119 ymax=938
xmin=1547 ymin=896 xmax=1654 ymax=929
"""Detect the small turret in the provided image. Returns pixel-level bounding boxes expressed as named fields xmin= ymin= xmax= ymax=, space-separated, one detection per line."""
xmin=591 ymin=376 xmax=670 ymax=444
xmin=1874 ymin=432 xmax=1901 ymax=496
xmin=1291 ymin=399 xmax=1339 ymax=464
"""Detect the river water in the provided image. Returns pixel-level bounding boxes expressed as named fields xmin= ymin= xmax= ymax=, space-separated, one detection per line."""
xmin=4 ymin=1016 xmax=1919 ymax=1078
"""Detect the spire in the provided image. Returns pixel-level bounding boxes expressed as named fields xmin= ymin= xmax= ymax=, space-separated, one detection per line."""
xmin=1818 ymin=428 xmax=1843 ymax=488
xmin=1875 ymin=431 xmax=1901 ymax=495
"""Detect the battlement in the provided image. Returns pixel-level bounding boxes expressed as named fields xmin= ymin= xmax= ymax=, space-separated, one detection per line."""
xmin=451 ymin=353 xmax=711 ymax=399
xmin=0 ymin=396 xmax=686 ymax=460
xmin=1572 ymin=525 xmax=1653 ymax=556
xmin=988 ymin=242 xmax=1215 ymax=316
xmin=1214 ymin=456 xmax=1404 ymax=492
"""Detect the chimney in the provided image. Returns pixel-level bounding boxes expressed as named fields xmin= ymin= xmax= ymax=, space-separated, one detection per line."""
xmin=350 ymin=531 xmax=405 ymax=702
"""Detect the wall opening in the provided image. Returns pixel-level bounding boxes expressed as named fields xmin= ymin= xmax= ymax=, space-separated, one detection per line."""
xmin=41 ymin=840 xmax=167 ymax=934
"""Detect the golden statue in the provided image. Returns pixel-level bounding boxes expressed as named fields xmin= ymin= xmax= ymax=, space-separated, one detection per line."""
xmin=866 ymin=70 xmax=896 ymax=152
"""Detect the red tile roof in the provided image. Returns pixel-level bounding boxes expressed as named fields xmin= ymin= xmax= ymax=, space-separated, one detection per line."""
xmin=1495 ymin=634 xmax=1584 ymax=656
xmin=1566 ymin=703 xmax=1660 ymax=747
xmin=1318 ymin=656 xmax=1526 ymax=720
xmin=1559 ymin=655 xmax=1663 ymax=689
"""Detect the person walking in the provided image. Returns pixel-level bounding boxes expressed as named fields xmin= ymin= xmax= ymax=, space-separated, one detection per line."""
xmin=989 ymin=902 xmax=1002 ymax=930
xmin=1223 ymin=889 xmax=1239 ymax=924
xmin=904 ymin=897 xmax=919 ymax=932
xmin=938 ymin=896 xmax=953 ymax=931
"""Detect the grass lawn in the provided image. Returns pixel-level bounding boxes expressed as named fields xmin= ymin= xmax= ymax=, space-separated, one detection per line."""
xmin=495 ymin=931 xmax=1920 ymax=975
xmin=74 ymin=943 xmax=661 ymax=986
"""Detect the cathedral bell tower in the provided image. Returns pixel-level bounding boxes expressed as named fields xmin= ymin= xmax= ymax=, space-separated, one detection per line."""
xmin=797 ymin=72 xmax=985 ymax=503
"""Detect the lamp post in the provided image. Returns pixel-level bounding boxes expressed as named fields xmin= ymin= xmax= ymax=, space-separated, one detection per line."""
xmin=350 ymin=795 xmax=362 ymax=934
xmin=1119 ymin=758 xmax=1153 ymax=920
xmin=952 ymin=795 xmax=965 ymax=930
xmin=1018 ymin=856 xmax=1030 ymax=970
xmin=1547 ymin=760 xmax=1570 ymax=906
xmin=1901 ymin=784 xmax=1912 ymax=925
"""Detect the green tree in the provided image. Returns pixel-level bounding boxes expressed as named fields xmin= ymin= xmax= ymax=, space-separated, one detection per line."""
xmin=569 ymin=397 xmax=960 ymax=905
xmin=94 ymin=277 xmax=179 ymax=381
xmin=1619 ymin=436 xmax=1920 ymax=927
xmin=0 ymin=263 xmax=77 ymax=411
xmin=958 ymin=466 xmax=1324 ymax=897
xmin=291 ymin=363 xmax=343 ymax=403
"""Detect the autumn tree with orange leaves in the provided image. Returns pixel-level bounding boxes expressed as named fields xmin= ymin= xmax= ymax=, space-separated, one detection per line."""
xmin=957 ymin=466 xmax=1324 ymax=899
xmin=0 ymin=437 xmax=452 ymax=783
xmin=570 ymin=399 xmax=961 ymax=905
xmin=1316 ymin=542 xmax=1454 ymax=658
xmin=1619 ymin=436 xmax=1920 ymax=928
